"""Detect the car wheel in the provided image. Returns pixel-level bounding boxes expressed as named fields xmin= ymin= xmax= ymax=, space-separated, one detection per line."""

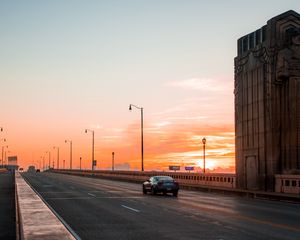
xmin=143 ymin=186 xmax=147 ymax=194
xmin=173 ymin=191 xmax=178 ymax=197
xmin=151 ymin=187 xmax=156 ymax=195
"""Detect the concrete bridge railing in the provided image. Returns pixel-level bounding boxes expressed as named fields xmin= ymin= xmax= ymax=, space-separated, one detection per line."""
xmin=275 ymin=174 xmax=300 ymax=194
xmin=51 ymin=169 xmax=236 ymax=189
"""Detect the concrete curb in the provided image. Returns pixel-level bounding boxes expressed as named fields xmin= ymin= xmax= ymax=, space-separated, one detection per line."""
xmin=15 ymin=172 xmax=21 ymax=240
xmin=15 ymin=172 xmax=76 ymax=240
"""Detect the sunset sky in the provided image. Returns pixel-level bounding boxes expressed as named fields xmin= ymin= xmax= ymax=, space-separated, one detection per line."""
xmin=1 ymin=1 xmax=299 ymax=172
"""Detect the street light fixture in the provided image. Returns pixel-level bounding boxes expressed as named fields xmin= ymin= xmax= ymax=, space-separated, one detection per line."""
xmin=65 ymin=140 xmax=73 ymax=170
xmin=85 ymin=129 xmax=95 ymax=171
xmin=129 ymin=104 xmax=144 ymax=171
xmin=53 ymin=146 xmax=60 ymax=169
xmin=80 ymin=157 xmax=82 ymax=170
xmin=202 ymin=137 xmax=206 ymax=174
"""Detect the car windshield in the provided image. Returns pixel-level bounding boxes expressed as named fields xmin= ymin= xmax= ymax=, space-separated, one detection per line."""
xmin=156 ymin=176 xmax=173 ymax=182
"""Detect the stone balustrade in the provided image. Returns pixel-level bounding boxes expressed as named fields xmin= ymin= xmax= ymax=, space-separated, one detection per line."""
xmin=275 ymin=175 xmax=300 ymax=194
xmin=53 ymin=169 xmax=236 ymax=189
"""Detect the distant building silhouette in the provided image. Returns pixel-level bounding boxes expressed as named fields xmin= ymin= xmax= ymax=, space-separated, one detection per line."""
xmin=234 ymin=10 xmax=300 ymax=191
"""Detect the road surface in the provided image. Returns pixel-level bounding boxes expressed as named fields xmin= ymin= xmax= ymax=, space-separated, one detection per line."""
xmin=22 ymin=172 xmax=300 ymax=240
xmin=0 ymin=171 xmax=16 ymax=240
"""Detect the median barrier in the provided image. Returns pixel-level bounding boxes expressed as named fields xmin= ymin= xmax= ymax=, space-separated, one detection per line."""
xmin=15 ymin=172 xmax=76 ymax=240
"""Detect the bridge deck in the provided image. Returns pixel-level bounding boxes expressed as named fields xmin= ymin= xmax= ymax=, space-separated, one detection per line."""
xmin=0 ymin=171 xmax=16 ymax=240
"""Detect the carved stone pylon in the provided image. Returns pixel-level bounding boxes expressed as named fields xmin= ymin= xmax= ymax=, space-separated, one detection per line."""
xmin=234 ymin=10 xmax=300 ymax=191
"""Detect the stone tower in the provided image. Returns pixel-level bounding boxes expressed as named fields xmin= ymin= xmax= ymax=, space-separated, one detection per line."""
xmin=234 ymin=10 xmax=300 ymax=191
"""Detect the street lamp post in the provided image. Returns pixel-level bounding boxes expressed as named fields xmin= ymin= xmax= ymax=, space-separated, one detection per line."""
xmin=5 ymin=150 xmax=10 ymax=166
xmin=1 ymin=139 xmax=6 ymax=167
xmin=0 ymin=126 xmax=4 ymax=167
xmin=2 ymin=145 xmax=8 ymax=167
xmin=40 ymin=156 xmax=43 ymax=170
xmin=53 ymin=146 xmax=60 ymax=169
xmin=63 ymin=160 xmax=65 ymax=169
xmin=202 ymin=137 xmax=206 ymax=174
xmin=129 ymin=104 xmax=144 ymax=172
xmin=46 ymin=151 xmax=51 ymax=170
xmin=80 ymin=157 xmax=82 ymax=170
xmin=85 ymin=129 xmax=95 ymax=171
xmin=112 ymin=152 xmax=115 ymax=171
xmin=65 ymin=140 xmax=72 ymax=170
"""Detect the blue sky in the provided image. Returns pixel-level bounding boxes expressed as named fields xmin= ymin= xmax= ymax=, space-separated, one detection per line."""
xmin=0 ymin=1 xmax=299 ymax=169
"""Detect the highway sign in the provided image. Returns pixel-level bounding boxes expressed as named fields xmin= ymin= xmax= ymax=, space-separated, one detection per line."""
xmin=185 ymin=166 xmax=194 ymax=171
xmin=169 ymin=166 xmax=180 ymax=171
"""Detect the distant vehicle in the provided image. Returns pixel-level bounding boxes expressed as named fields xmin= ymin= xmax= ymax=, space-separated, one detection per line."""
xmin=36 ymin=169 xmax=40 ymax=173
xmin=142 ymin=176 xmax=179 ymax=197
xmin=27 ymin=166 xmax=36 ymax=173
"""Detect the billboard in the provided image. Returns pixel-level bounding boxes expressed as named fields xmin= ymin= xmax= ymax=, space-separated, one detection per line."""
xmin=169 ymin=166 xmax=180 ymax=171
xmin=8 ymin=156 xmax=18 ymax=165
xmin=185 ymin=166 xmax=194 ymax=171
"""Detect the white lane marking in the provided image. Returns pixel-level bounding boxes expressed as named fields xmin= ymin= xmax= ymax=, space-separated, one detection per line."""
xmin=47 ymin=197 xmax=92 ymax=200
xmin=88 ymin=193 xmax=96 ymax=197
xmin=39 ymin=191 xmax=75 ymax=194
xmin=121 ymin=205 xmax=140 ymax=213
xmin=47 ymin=196 xmax=143 ymax=200
xmin=100 ymin=196 xmax=143 ymax=199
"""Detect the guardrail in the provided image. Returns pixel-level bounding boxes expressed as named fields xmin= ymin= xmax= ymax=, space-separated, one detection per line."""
xmin=52 ymin=169 xmax=236 ymax=189
xmin=275 ymin=174 xmax=300 ymax=194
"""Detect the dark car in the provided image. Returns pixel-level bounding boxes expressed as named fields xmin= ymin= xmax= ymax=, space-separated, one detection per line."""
xmin=142 ymin=176 xmax=179 ymax=197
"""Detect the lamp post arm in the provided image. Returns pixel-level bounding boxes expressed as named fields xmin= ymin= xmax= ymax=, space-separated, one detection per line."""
xmin=130 ymin=104 xmax=142 ymax=110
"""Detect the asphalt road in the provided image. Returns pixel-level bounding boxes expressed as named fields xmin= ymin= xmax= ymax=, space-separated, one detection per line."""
xmin=0 ymin=171 xmax=16 ymax=240
xmin=22 ymin=172 xmax=300 ymax=240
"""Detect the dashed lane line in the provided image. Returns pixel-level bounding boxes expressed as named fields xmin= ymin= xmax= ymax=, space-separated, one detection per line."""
xmin=121 ymin=205 xmax=140 ymax=213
